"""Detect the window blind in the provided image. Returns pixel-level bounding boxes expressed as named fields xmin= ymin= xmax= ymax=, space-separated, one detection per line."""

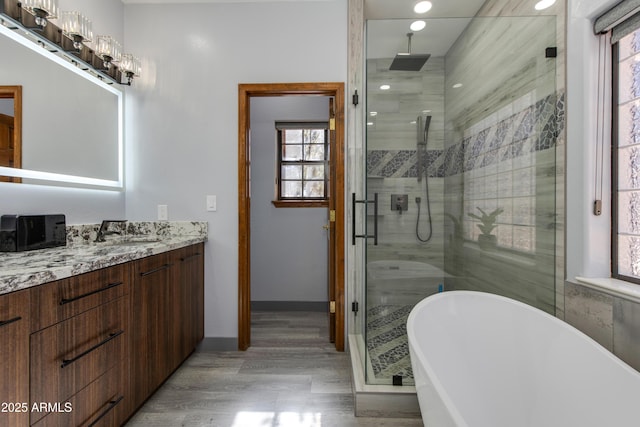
xmin=594 ymin=0 xmax=640 ymax=43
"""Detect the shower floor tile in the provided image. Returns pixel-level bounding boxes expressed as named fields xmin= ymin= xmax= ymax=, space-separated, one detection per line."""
xmin=366 ymin=305 xmax=414 ymax=384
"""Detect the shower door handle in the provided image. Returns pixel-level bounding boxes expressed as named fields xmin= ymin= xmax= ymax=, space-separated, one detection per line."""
xmin=352 ymin=192 xmax=378 ymax=245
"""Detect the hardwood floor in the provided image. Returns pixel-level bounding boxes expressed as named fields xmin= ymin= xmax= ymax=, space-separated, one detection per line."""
xmin=125 ymin=310 xmax=423 ymax=426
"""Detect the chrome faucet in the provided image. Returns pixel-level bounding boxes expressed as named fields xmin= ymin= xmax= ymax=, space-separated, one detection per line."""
xmin=95 ymin=220 xmax=127 ymax=242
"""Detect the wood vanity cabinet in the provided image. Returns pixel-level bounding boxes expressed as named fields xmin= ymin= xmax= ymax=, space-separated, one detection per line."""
xmin=0 ymin=289 xmax=30 ymax=427
xmin=29 ymin=263 xmax=130 ymax=427
xmin=1 ymin=242 xmax=204 ymax=427
xmin=130 ymin=243 xmax=205 ymax=413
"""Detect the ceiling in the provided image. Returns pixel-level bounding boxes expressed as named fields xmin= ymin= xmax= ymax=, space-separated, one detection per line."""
xmin=365 ymin=0 xmax=487 ymax=59
xmin=119 ymin=0 xmax=487 ymax=59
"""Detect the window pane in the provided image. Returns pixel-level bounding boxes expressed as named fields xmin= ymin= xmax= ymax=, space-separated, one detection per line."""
xmin=303 ymin=181 xmax=324 ymax=198
xmin=618 ymin=191 xmax=640 ymax=235
xmin=282 ymin=165 xmax=302 ymax=179
xmin=308 ymin=129 xmax=325 ymax=144
xmin=617 ymin=30 xmax=640 ymax=280
xmin=618 ymin=146 xmax=640 ymax=190
xmin=282 ymin=144 xmax=302 ymax=161
xmin=283 ymin=129 xmax=303 ymax=144
xmin=303 ymin=165 xmax=324 ymax=180
xmin=618 ymin=235 xmax=640 ymax=277
xmin=304 ymin=144 xmax=325 ymax=161
xmin=281 ymin=181 xmax=302 ymax=198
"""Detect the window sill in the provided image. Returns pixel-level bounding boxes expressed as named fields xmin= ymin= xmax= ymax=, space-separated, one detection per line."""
xmin=574 ymin=277 xmax=640 ymax=304
xmin=271 ymin=200 xmax=329 ymax=208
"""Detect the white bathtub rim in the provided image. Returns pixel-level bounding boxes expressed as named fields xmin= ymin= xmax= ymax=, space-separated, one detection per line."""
xmin=406 ymin=290 xmax=640 ymax=427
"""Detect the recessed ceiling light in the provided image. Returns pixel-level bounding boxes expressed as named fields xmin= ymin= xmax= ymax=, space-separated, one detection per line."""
xmin=410 ymin=120 xmax=417 ymax=124
xmin=410 ymin=20 xmax=426 ymax=32
xmin=422 ymin=109 xmax=431 ymax=113
xmin=534 ymin=0 xmax=555 ymax=10
xmin=452 ymin=83 xmax=463 ymax=88
xmin=367 ymin=122 xmax=374 ymax=126
xmin=380 ymin=84 xmax=391 ymax=90
xmin=370 ymin=111 xmax=378 ymax=116
xmin=414 ymin=1 xmax=432 ymax=14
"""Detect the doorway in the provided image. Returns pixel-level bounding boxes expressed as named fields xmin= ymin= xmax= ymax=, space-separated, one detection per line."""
xmin=238 ymin=82 xmax=345 ymax=351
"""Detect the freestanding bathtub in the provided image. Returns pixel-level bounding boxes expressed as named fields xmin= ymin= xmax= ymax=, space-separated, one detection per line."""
xmin=407 ymin=291 xmax=640 ymax=427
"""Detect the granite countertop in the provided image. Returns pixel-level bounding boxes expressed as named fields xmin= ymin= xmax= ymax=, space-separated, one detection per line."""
xmin=0 ymin=221 xmax=207 ymax=296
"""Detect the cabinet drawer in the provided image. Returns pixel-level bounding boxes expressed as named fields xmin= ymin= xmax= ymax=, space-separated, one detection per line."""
xmin=31 ymin=366 xmax=127 ymax=427
xmin=31 ymin=264 xmax=129 ymax=332
xmin=0 ymin=290 xmax=30 ymax=427
xmin=30 ymin=297 xmax=128 ymax=423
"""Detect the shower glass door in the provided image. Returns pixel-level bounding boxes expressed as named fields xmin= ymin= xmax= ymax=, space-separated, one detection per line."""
xmin=364 ymin=16 xmax=558 ymax=386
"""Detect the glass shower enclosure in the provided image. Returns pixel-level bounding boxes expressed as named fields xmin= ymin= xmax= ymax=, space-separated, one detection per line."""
xmin=355 ymin=15 xmax=559 ymax=386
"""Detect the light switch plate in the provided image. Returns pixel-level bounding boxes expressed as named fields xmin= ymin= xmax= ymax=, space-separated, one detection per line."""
xmin=206 ymin=195 xmax=217 ymax=212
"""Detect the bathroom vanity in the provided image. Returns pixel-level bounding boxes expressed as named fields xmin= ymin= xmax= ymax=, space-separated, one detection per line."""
xmin=0 ymin=223 xmax=206 ymax=427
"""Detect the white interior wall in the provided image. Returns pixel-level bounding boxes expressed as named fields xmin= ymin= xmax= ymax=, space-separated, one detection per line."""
xmin=123 ymin=1 xmax=347 ymax=341
xmin=250 ymin=97 xmax=330 ymax=303
xmin=566 ymin=0 xmax=617 ymax=279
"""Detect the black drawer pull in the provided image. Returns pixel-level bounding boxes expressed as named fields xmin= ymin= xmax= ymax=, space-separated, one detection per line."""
xmin=180 ymin=252 xmax=202 ymax=262
xmin=0 ymin=316 xmax=21 ymax=328
xmin=87 ymin=395 xmax=124 ymax=427
xmin=140 ymin=263 xmax=172 ymax=277
xmin=59 ymin=281 xmax=123 ymax=305
xmin=61 ymin=330 xmax=124 ymax=368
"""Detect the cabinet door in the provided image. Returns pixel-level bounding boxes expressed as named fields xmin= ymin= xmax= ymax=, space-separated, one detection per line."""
xmin=0 ymin=290 xmax=30 ymax=427
xmin=168 ymin=244 xmax=205 ymax=365
xmin=131 ymin=253 xmax=172 ymax=410
xmin=176 ymin=243 xmax=204 ymax=357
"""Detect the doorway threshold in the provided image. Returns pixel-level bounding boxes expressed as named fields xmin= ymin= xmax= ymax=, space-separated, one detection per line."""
xmin=348 ymin=335 xmax=421 ymax=418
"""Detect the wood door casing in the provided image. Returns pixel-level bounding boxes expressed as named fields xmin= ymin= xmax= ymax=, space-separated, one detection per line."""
xmin=238 ymin=82 xmax=346 ymax=351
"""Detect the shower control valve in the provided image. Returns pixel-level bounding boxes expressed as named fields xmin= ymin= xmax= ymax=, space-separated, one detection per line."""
xmin=391 ymin=194 xmax=409 ymax=213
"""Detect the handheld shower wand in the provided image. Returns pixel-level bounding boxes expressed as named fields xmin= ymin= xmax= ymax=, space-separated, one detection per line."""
xmin=416 ymin=115 xmax=433 ymax=243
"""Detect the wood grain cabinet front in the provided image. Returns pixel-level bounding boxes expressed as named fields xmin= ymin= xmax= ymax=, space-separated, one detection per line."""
xmin=30 ymin=265 xmax=128 ymax=333
xmin=0 ymin=289 xmax=30 ymax=427
xmin=30 ymin=296 xmax=129 ymax=425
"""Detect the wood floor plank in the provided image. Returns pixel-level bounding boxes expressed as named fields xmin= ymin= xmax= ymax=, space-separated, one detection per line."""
xmin=125 ymin=311 xmax=423 ymax=426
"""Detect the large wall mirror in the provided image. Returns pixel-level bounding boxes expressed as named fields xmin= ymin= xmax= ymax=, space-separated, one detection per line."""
xmin=0 ymin=23 xmax=123 ymax=189
xmin=0 ymin=85 xmax=21 ymax=183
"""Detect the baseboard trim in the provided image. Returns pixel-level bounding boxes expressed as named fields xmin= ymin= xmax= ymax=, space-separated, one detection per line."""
xmin=197 ymin=337 xmax=238 ymax=351
xmin=251 ymin=301 xmax=328 ymax=312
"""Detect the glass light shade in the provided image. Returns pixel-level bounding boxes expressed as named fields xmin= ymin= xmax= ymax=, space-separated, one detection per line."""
xmin=60 ymin=11 xmax=92 ymax=49
xmin=22 ymin=0 xmax=59 ymax=19
xmin=120 ymin=54 xmax=142 ymax=77
xmin=96 ymin=35 xmax=122 ymax=66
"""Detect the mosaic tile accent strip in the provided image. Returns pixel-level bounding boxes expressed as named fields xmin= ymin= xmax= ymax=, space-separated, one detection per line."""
xmin=366 ymin=90 xmax=565 ymax=179
xmin=366 ymin=304 xmax=414 ymax=380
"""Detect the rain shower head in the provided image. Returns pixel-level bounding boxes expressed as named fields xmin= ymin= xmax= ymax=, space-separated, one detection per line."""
xmin=389 ymin=33 xmax=430 ymax=71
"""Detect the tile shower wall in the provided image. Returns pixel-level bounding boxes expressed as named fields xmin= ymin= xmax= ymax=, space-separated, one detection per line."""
xmin=442 ymin=15 xmax=561 ymax=315
xmin=366 ymin=57 xmax=445 ymax=268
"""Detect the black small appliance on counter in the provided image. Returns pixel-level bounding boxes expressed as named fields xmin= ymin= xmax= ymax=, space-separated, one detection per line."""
xmin=0 ymin=214 xmax=67 ymax=252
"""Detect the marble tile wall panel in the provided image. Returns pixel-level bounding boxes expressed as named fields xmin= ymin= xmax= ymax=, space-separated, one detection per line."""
xmin=613 ymin=298 xmax=640 ymax=371
xmin=564 ymin=282 xmax=614 ymax=351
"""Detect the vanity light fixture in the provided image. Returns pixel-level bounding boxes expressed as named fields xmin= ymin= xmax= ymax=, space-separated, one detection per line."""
xmin=21 ymin=0 xmax=57 ymax=28
xmin=59 ymin=11 xmax=92 ymax=51
xmin=0 ymin=0 xmax=140 ymax=86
